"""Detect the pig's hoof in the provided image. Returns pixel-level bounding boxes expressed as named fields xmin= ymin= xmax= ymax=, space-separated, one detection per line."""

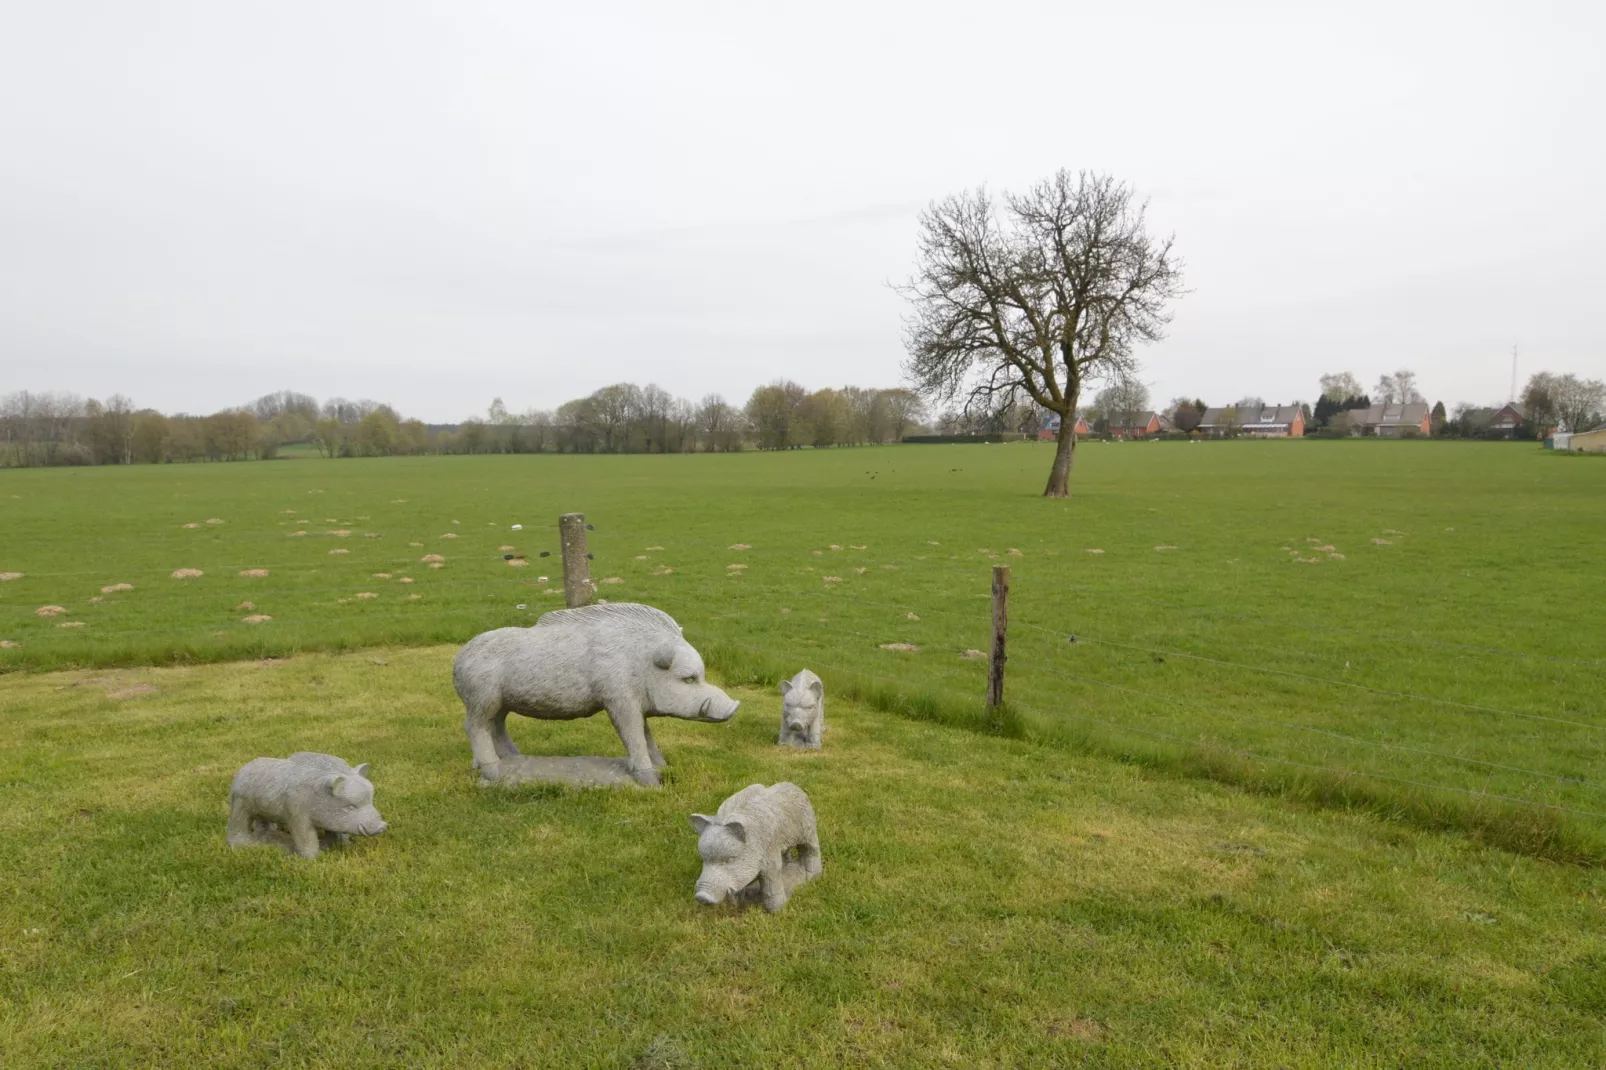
xmin=631 ymin=766 xmax=662 ymax=788
xmin=477 ymin=761 xmax=503 ymax=784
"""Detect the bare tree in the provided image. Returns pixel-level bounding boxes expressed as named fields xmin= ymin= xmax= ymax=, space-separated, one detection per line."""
xmin=1544 ymin=373 xmax=1606 ymax=432
xmin=744 ymin=380 xmax=808 ymax=450
xmin=1318 ymin=372 xmax=1363 ymax=402
xmin=879 ymin=388 xmax=926 ymax=441
xmin=696 ymin=394 xmax=742 ymax=452
xmin=901 ymin=170 xmax=1183 ymax=496
xmin=1091 ymin=380 xmax=1151 ymax=429
xmin=1374 ymin=370 xmax=1425 ymax=405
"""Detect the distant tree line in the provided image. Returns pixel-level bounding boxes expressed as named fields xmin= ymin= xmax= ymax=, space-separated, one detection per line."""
xmin=0 ymin=382 xmax=930 ymax=467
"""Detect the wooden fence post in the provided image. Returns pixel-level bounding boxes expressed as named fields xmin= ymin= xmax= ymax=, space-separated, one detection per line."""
xmin=988 ymin=565 xmax=1009 ymax=712
xmin=559 ymin=512 xmax=594 ymax=608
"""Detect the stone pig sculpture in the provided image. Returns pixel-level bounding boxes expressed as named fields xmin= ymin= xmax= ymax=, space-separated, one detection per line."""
xmin=453 ymin=603 xmax=740 ymax=787
xmin=227 ymin=754 xmax=388 ymax=859
xmin=690 ymin=782 xmax=821 ymax=912
xmin=778 ymin=669 xmax=824 ymax=748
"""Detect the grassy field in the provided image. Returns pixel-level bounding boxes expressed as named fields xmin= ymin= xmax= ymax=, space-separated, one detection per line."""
xmin=3 ymin=648 xmax=1604 ymax=1067
xmin=2 ymin=442 xmax=1604 ymax=860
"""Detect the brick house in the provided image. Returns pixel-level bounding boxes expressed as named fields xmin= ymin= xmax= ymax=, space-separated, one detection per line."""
xmin=1108 ymin=411 xmax=1162 ymax=438
xmin=1352 ymin=402 xmax=1432 ymax=436
xmin=1489 ymin=403 xmax=1525 ymax=438
xmin=1037 ymin=413 xmax=1091 ymax=441
xmin=1197 ymin=404 xmax=1305 ymax=437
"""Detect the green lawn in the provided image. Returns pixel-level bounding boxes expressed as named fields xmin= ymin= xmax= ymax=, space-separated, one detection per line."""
xmin=2 ymin=648 xmax=1603 ymax=1068
xmin=2 ymin=442 xmax=1603 ymax=858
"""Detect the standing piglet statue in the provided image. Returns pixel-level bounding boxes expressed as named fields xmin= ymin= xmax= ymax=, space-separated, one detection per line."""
xmin=778 ymin=669 xmax=824 ymax=749
xmin=690 ymin=782 xmax=821 ymax=912
xmin=227 ymin=754 xmax=388 ymax=859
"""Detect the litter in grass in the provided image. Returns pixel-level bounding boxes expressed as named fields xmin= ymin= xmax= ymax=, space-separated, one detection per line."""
xmin=171 ymin=569 xmax=204 ymax=579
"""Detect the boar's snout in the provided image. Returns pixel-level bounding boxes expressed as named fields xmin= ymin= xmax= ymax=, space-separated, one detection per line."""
xmin=695 ymin=889 xmax=721 ymax=906
xmin=363 ymin=818 xmax=389 ymax=836
xmin=699 ymin=694 xmax=739 ymax=722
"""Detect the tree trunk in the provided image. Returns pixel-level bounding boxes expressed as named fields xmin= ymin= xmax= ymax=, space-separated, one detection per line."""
xmin=1042 ymin=421 xmax=1077 ymax=497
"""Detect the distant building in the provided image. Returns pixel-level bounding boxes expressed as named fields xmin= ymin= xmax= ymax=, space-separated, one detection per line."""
xmin=1198 ymin=405 xmax=1305 ymax=437
xmin=1566 ymin=426 xmax=1606 ymax=453
xmin=1037 ymin=413 xmax=1091 ymax=441
xmin=1352 ymin=403 xmax=1432 ymax=437
xmin=1108 ymin=411 xmax=1162 ymax=439
xmin=1489 ymin=403 xmax=1526 ymax=438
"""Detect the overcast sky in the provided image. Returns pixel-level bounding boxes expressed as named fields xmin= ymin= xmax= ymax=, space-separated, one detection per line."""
xmin=2 ymin=0 xmax=1601 ymax=421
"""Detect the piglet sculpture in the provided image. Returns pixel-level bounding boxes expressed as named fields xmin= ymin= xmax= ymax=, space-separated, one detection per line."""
xmin=778 ymin=669 xmax=824 ymax=748
xmin=227 ymin=753 xmax=388 ymax=859
xmin=690 ymin=782 xmax=821 ymax=912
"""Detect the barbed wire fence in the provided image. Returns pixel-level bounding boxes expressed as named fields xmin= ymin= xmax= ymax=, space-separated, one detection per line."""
xmin=4 ymin=509 xmax=1602 ymax=857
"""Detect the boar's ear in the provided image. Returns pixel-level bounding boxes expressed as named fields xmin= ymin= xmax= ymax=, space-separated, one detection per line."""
xmin=807 ymin=679 xmax=823 ymax=702
xmin=353 ymin=762 xmax=370 ymax=780
xmin=326 ymin=775 xmax=346 ymax=795
xmin=689 ymin=814 xmax=714 ymax=835
xmin=724 ymin=819 xmax=747 ymax=843
xmin=779 ymin=679 xmax=793 ymax=697
xmin=652 ymin=642 xmax=678 ymax=671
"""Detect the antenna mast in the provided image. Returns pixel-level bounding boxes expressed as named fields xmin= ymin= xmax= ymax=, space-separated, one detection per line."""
xmin=1509 ymin=344 xmax=1518 ymax=404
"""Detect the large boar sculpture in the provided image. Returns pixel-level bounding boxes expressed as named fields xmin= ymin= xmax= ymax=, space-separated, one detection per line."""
xmin=453 ymin=603 xmax=739 ymax=787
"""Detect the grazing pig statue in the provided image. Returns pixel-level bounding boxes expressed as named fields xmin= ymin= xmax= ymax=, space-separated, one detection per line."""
xmin=453 ymin=602 xmax=740 ymax=787
xmin=778 ymin=669 xmax=824 ymax=749
xmin=227 ymin=754 xmax=388 ymax=859
xmin=690 ymin=782 xmax=821 ymax=912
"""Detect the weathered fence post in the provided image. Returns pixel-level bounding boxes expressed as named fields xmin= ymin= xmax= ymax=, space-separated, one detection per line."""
xmin=559 ymin=512 xmax=594 ymax=609
xmin=988 ymin=565 xmax=1009 ymax=712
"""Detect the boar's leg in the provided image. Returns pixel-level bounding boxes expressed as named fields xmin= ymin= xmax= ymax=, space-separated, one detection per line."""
xmin=490 ymin=711 xmax=522 ymax=760
xmin=226 ymin=795 xmax=258 ymax=847
xmin=287 ymin=814 xmax=322 ymax=859
xmin=642 ymin=723 xmax=667 ymax=769
xmin=463 ymin=702 xmax=505 ymax=780
xmin=758 ymin=851 xmax=791 ymax=912
xmin=605 ymin=702 xmax=660 ymax=787
xmin=798 ymin=831 xmax=823 ymax=879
